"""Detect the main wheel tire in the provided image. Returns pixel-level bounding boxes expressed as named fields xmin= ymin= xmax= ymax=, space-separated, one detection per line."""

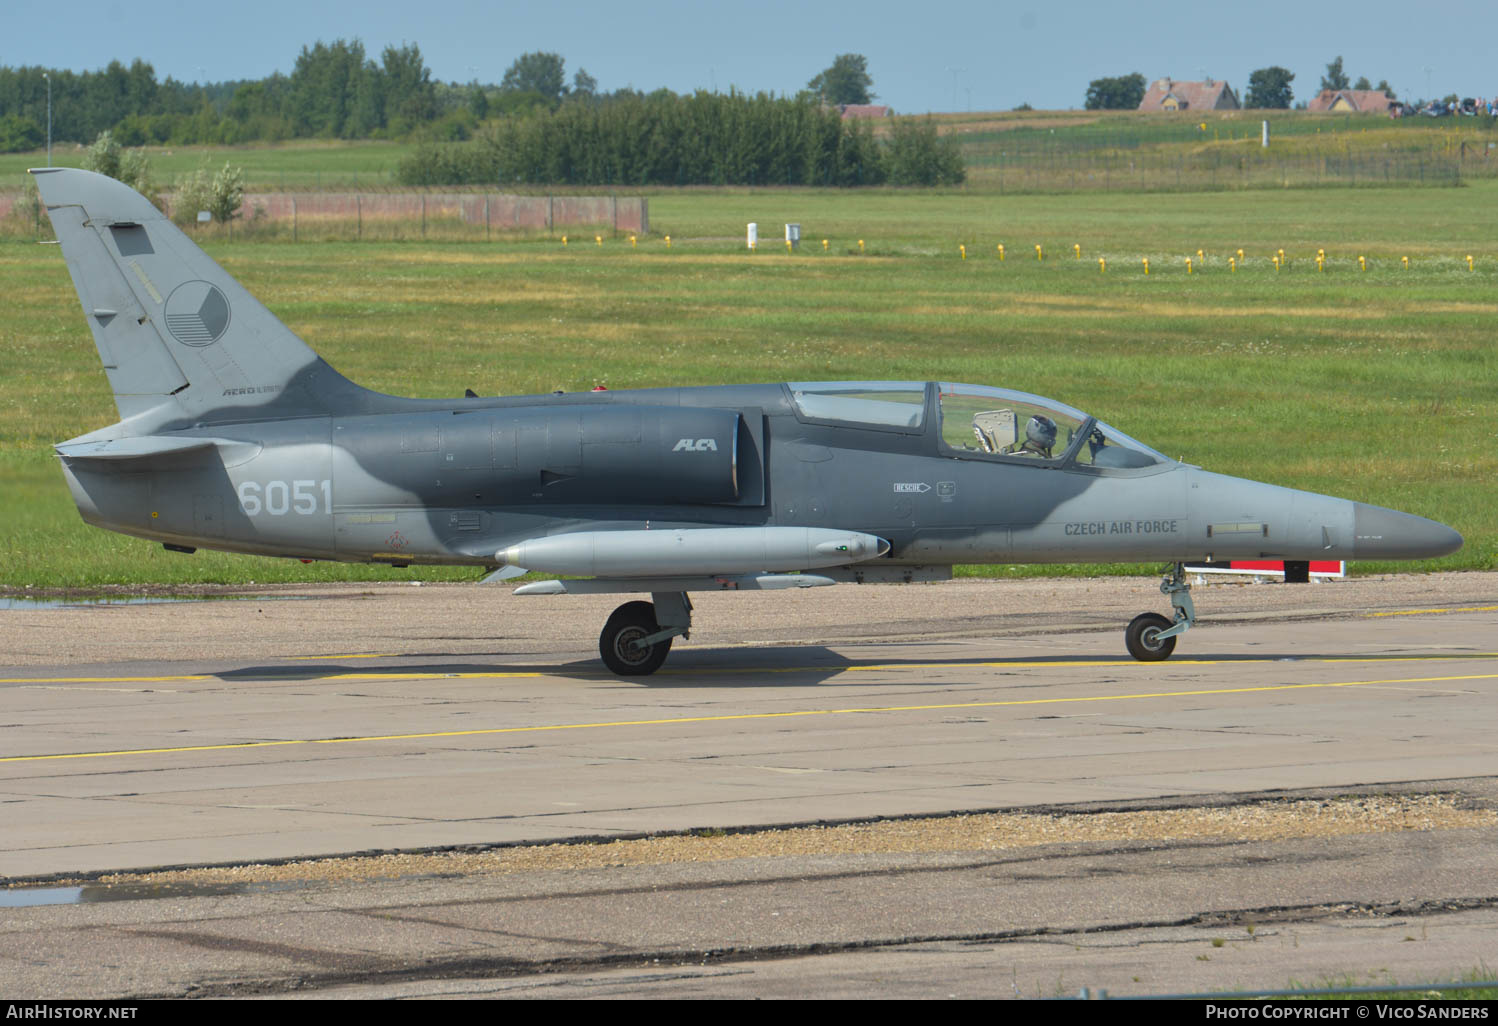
xmin=599 ymin=600 xmax=672 ymax=676
xmin=1125 ymin=612 xmax=1177 ymax=662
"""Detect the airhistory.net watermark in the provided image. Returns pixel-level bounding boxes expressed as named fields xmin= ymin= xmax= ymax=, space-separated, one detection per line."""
xmin=5 ymin=1008 xmax=137 ymax=1020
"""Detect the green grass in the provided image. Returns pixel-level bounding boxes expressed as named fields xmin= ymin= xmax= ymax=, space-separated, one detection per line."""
xmin=647 ymin=183 xmax=1498 ymax=254
xmin=2 ymin=183 xmax=1495 ymax=587
xmin=1280 ymin=966 xmax=1498 ymax=1000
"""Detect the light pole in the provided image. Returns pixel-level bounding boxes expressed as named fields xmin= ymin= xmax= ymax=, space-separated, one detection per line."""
xmin=946 ymin=67 xmax=966 ymax=112
xmin=43 ymin=71 xmax=51 ymax=167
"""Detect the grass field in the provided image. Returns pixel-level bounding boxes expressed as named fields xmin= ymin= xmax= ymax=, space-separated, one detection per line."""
xmin=2 ymin=183 xmax=1494 ymax=587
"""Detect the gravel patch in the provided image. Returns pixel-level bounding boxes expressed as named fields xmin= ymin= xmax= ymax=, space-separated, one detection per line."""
xmin=48 ymin=794 xmax=1495 ymax=890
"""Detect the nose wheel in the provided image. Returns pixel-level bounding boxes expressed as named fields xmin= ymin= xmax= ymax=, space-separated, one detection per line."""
xmin=1125 ymin=612 xmax=1177 ymax=661
xmin=1124 ymin=562 xmax=1195 ymax=662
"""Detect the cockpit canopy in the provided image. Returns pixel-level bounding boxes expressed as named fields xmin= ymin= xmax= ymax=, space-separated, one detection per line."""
xmin=787 ymin=381 xmax=1170 ymax=469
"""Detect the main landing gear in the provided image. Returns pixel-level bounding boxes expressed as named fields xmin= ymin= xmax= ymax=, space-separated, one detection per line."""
xmin=599 ymin=592 xmax=693 ymax=676
xmin=597 ymin=569 xmax=1198 ymax=673
xmin=1125 ymin=562 xmax=1196 ymax=662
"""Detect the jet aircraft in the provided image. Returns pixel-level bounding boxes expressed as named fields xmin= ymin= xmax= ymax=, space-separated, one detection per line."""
xmin=30 ymin=168 xmax=1463 ymax=674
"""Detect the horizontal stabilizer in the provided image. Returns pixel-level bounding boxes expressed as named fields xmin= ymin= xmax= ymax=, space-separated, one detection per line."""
xmin=56 ymin=435 xmax=261 ymax=463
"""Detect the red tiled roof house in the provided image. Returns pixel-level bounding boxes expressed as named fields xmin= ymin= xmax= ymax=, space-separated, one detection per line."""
xmin=1138 ymin=78 xmax=1240 ymax=111
xmin=1307 ymin=89 xmax=1395 ymax=113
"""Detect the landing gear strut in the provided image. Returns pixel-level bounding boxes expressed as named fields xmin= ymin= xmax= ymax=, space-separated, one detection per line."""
xmin=598 ymin=592 xmax=692 ymax=676
xmin=1125 ymin=562 xmax=1196 ymax=662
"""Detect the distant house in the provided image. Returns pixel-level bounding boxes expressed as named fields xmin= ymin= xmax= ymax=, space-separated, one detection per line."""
xmin=1138 ymin=78 xmax=1240 ymax=112
xmin=1307 ymin=89 xmax=1395 ymax=114
xmin=839 ymin=104 xmax=893 ymax=119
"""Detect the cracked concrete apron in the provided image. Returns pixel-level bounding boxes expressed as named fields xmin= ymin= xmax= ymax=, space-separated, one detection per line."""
xmin=1 ymin=575 xmax=1495 ymax=996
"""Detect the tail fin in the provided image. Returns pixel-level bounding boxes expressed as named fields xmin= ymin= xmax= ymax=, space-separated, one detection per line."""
xmin=32 ymin=167 xmax=371 ymax=428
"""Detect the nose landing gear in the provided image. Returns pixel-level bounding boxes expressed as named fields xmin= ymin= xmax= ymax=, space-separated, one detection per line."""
xmin=1125 ymin=562 xmax=1196 ymax=662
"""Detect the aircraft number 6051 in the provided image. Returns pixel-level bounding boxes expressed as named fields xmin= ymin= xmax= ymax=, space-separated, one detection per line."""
xmin=238 ymin=479 xmax=331 ymax=516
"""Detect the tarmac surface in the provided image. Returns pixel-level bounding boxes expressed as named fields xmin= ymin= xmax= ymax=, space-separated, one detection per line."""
xmin=1 ymin=572 xmax=1496 ymax=998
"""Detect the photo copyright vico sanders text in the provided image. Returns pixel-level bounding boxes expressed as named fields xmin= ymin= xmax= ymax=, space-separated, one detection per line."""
xmin=1207 ymin=1008 xmax=1487 ymax=1020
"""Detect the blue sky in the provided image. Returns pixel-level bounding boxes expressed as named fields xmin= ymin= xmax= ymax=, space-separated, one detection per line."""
xmin=9 ymin=0 xmax=1498 ymax=111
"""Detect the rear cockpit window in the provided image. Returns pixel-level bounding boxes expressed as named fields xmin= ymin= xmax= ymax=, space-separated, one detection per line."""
xmin=939 ymin=384 xmax=1086 ymax=460
xmin=789 ymin=382 xmax=926 ymax=430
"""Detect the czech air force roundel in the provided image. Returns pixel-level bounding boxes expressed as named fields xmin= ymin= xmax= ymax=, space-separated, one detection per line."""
xmin=164 ymin=280 xmax=231 ymax=346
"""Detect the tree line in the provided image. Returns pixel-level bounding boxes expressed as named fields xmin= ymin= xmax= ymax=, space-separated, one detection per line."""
xmin=0 ymin=45 xmax=892 ymax=156
xmin=1 ymin=43 xmax=962 ymax=190
xmin=0 ymin=43 xmax=600 ymax=152
xmin=397 ymin=91 xmax=964 ymax=188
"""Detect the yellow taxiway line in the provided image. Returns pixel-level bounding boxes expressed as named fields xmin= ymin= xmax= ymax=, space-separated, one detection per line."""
xmin=3 ymin=671 xmax=1495 ymax=766
xmin=1368 ymin=606 xmax=1498 ymax=618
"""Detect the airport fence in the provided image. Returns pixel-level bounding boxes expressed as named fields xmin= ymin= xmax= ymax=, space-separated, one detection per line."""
xmin=0 ymin=189 xmax=649 ymax=242
xmin=963 ymin=146 xmax=1472 ymax=193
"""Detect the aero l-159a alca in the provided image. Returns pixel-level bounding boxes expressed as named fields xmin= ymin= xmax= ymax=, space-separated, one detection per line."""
xmin=31 ymin=168 xmax=1462 ymax=674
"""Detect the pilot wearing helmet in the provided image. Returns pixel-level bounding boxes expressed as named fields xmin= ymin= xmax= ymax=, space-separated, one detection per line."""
xmin=1011 ymin=414 xmax=1057 ymax=458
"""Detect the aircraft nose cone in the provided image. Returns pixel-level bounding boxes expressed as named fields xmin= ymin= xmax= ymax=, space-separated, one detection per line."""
xmin=1352 ymin=503 xmax=1463 ymax=560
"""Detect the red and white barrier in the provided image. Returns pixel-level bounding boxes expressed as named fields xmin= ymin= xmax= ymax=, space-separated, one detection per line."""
xmin=1185 ymin=560 xmax=1345 ymax=579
